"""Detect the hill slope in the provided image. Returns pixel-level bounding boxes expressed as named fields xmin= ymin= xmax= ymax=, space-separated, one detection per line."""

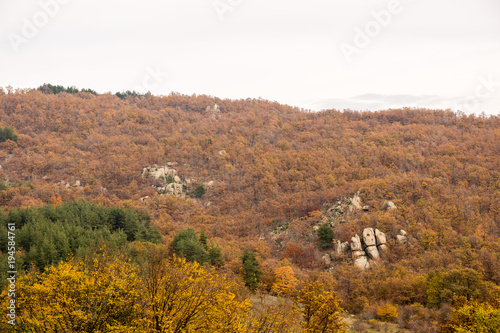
xmin=1 ymin=88 xmax=499 ymax=328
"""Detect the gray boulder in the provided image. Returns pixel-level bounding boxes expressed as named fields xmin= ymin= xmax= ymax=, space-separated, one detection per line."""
xmin=349 ymin=191 xmax=363 ymax=212
xmin=351 ymin=234 xmax=363 ymax=251
xmin=385 ymin=201 xmax=397 ymax=210
xmin=396 ymin=230 xmax=408 ymax=244
xmin=375 ymin=229 xmax=387 ymax=245
xmin=363 ymin=228 xmax=376 ymax=247
xmin=165 ymin=183 xmax=183 ymax=195
xmin=354 ymin=255 xmax=370 ymax=270
xmin=352 ymin=250 xmax=366 ymax=260
xmin=365 ymin=246 xmax=380 ymax=260
xmin=333 ymin=240 xmax=349 ymax=257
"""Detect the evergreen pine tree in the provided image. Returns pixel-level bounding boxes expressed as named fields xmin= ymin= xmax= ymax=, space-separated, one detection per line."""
xmin=241 ymin=249 xmax=262 ymax=292
xmin=317 ymin=223 xmax=334 ymax=248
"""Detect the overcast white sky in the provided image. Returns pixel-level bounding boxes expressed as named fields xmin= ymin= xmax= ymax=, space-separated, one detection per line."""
xmin=1 ymin=0 xmax=499 ymax=114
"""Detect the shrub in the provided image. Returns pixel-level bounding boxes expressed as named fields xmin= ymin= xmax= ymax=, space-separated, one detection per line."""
xmin=317 ymin=223 xmax=334 ymax=248
xmin=377 ymin=303 xmax=399 ymax=322
xmin=193 ymin=184 xmax=206 ymax=198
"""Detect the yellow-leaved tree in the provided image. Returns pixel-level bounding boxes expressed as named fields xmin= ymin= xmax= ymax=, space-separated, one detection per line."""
xmin=142 ymin=253 xmax=250 ymax=333
xmin=295 ymin=281 xmax=348 ymax=333
xmin=1 ymin=252 xmax=144 ymax=332
xmin=271 ymin=265 xmax=299 ymax=296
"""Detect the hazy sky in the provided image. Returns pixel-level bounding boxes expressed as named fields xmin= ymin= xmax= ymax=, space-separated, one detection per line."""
xmin=1 ymin=0 xmax=499 ymax=114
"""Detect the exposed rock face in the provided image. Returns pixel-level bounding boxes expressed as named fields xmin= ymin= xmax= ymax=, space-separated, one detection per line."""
xmin=165 ymin=183 xmax=184 ymax=195
xmin=347 ymin=228 xmax=391 ymax=270
xmin=143 ymin=165 xmax=177 ymax=180
xmin=206 ymin=104 xmax=222 ymax=120
xmin=362 ymin=228 xmax=376 ymax=247
xmin=384 ymin=201 xmax=397 ymax=210
xmin=349 ymin=192 xmax=363 ymax=211
xmin=143 ymin=163 xmax=186 ymax=197
xmin=56 ymin=180 xmax=83 ymax=188
xmin=325 ymin=191 xmax=368 ymax=223
xmin=351 ymin=234 xmax=363 ymax=251
xmin=334 ymin=227 xmax=410 ymax=270
xmin=206 ymin=103 xmax=220 ymax=112
xmin=322 ymin=254 xmax=331 ymax=266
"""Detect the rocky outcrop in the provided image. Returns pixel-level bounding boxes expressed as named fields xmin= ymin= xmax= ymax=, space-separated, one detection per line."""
xmin=325 ymin=191 xmax=368 ymax=224
xmin=206 ymin=103 xmax=220 ymax=112
xmin=164 ymin=183 xmax=184 ymax=195
xmin=142 ymin=163 xmax=215 ymax=199
xmin=348 ymin=227 xmax=389 ymax=270
xmin=55 ymin=180 xmax=83 ymax=189
xmin=206 ymin=104 xmax=222 ymax=120
xmin=143 ymin=163 xmax=186 ymax=197
xmin=323 ymin=226 xmax=410 ymax=270
xmin=142 ymin=164 xmax=178 ymax=180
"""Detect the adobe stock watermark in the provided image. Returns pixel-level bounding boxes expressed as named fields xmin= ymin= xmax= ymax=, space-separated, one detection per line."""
xmin=213 ymin=0 xmax=243 ymax=21
xmin=456 ymin=75 xmax=499 ymax=113
xmin=7 ymin=0 xmax=72 ymax=53
xmin=133 ymin=65 xmax=169 ymax=93
xmin=339 ymin=0 xmax=413 ymax=64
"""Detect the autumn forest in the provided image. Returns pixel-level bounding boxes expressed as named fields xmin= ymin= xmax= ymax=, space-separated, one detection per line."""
xmin=0 ymin=86 xmax=499 ymax=332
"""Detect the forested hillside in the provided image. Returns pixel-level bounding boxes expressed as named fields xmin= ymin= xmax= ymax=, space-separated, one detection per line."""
xmin=0 ymin=87 xmax=499 ymax=332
